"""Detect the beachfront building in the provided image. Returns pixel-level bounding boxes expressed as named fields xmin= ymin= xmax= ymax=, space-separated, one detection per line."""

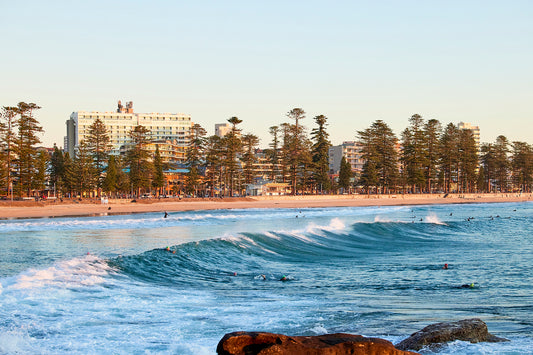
xmin=65 ymin=101 xmax=192 ymax=156
xmin=245 ymin=179 xmax=291 ymax=196
xmin=328 ymin=141 xmax=365 ymax=177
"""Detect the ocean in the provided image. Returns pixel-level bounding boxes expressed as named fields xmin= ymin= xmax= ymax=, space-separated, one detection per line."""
xmin=0 ymin=202 xmax=531 ymax=354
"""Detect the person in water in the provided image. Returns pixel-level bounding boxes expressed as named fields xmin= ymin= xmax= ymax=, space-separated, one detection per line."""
xmin=280 ymin=275 xmax=287 ymax=281
xmin=460 ymin=283 xmax=475 ymax=288
xmin=164 ymin=211 xmax=168 ymax=218
xmin=443 ymin=263 xmax=449 ymax=269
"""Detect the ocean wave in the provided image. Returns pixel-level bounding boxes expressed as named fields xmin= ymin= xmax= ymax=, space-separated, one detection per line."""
xmin=1 ymin=254 xmax=113 ymax=292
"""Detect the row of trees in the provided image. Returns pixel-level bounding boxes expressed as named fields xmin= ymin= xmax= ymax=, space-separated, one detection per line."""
xmin=357 ymin=115 xmax=532 ymax=194
xmin=1 ymin=102 xmax=532 ymax=198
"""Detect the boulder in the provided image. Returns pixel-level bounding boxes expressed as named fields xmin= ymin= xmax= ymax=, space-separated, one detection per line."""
xmin=217 ymin=331 xmax=419 ymax=355
xmin=395 ymin=318 xmax=509 ymax=351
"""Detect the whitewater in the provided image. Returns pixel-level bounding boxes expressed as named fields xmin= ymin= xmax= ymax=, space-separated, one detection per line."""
xmin=0 ymin=202 xmax=531 ymax=354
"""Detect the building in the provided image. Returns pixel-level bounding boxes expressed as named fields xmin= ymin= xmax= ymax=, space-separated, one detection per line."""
xmin=458 ymin=122 xmax=480 ymax=149
xmin=118 ymin=139 xmax=188 ymax=165
xmin=65 ymin=101 xmax=192 ymax=156
xmin=215 ymin=123 xmax=232 ymax=138
xmin=328 ymin=141 xmax=364 ymax=176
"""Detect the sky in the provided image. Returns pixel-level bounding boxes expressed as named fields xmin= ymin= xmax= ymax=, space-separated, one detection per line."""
xmin=2 ymin=1 xmax=532 ymax=148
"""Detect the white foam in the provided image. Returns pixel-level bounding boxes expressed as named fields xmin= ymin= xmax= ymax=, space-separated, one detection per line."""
xmin=424 ymin=213 xmax=447 ymax=225
xmin=309 ymin=325 xmax=328 ymax=335
xmin=0 ymin=330 xmax=33 ymax=354
xmin=4 ymin=255 xmax=112 ymax=291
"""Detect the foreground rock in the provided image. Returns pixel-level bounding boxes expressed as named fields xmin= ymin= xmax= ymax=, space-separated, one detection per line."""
xmin=395 ymin=318 xmax=509 ymax=351
xmin=217 ymin=331 xmax=419 ymax=355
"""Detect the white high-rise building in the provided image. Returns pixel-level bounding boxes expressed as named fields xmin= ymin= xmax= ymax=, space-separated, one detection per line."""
xmin=65 ymin=101 xmax=192 ymax=156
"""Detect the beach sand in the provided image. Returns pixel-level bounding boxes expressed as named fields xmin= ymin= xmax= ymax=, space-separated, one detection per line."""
xmin=0 ymin=193 xmax=530 ymax=219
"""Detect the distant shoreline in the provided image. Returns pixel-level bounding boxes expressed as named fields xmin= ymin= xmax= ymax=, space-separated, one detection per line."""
xmin=0 ymin=193 xmax=530 ymax=220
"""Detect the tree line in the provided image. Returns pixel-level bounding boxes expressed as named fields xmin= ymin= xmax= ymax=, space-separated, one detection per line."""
xmin=1 ymin=103 xmax=532 ymax=199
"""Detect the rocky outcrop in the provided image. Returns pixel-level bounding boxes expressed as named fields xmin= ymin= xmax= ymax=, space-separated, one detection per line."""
xmin=217 ymin=331 xmax=419 ymax=355
xmin=395 ymin=318 xmax=509 ymax=351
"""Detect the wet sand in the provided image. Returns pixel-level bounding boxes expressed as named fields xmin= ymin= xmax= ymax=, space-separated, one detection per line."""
xmin=0 ymin=193 xmax=529 ymax=219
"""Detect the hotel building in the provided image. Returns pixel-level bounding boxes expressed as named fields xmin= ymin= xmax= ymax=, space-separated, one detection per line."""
xmin=65 ymin=101 xmax=192 ymax=157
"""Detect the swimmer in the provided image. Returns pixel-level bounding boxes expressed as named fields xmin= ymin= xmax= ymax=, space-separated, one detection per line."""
xmin=460 ymin=283 xmax=475 ymax=288
xmin=166 ymin=246 xmax=170 ymax=251
xmin=164 ymin=211 xmax=168 ymax=218
xmin=443 ymin=263 xmax=448 ymax=269
xmin=233 ymin=272 xmax=237 ymax=276
xmin=450 ymin=212 xmax=453 ymax=216
xmin=280 ymin=275 xmax=287 ymax=281
xmin=261 ymin=274 xmax=266 ymax=280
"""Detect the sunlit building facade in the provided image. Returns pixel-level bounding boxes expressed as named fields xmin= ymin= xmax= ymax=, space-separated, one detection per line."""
xmin=65 ymin=101 xmax=192 ymax=156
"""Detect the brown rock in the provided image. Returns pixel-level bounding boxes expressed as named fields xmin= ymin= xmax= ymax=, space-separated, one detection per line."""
xmin=217 ymin=331 xmax=419 ymax=355
xmin=395 ymin=318 xmax=509 ymax=351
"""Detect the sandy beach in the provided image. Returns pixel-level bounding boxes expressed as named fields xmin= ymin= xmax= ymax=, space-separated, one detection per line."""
xmin=0 ymin=193 xmax=530 ymax=219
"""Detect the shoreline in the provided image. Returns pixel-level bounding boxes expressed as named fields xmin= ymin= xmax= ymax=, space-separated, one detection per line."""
xmin=0 ymin=193 xmax=530 ymax=220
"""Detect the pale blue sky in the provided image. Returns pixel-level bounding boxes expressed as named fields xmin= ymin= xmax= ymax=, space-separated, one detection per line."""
xmin=2 ymin=1 xmax=532 ymax=147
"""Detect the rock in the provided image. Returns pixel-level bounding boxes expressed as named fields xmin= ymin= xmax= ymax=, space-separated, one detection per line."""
xmin=217 ymin=331 xmax=419 ymax=355
xmin=395 ymin=318 xmax=509 ymax=351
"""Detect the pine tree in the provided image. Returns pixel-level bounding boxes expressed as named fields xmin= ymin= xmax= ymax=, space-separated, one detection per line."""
xmin=241 ymin=133 xmax=259 ymax=185
xmin=62 ymin=152 xmax=75 ymax=197
xmin=126 ymin=125 xmax=152 ymax=196
xmin=286 ymin=108 xmax=306 ymax=195
xmin=511 ymin=141 xmax=532 ymax=192
xmin=33 ymin=150 xmax=48 ymax=195
xmin=493 ymin=135 xmax=510 ymax=192
xmin=439 ymin=123 xmax=459 ymax=193
xmin=13 ymin=102 xmax=43 ymax=197
xmin=311 ymin=115 xmax=332 ymax=193
xmin=457 ymin=129 xmax=478 ymax=193
xmin=204 ymin=135 xmax=223 ymax=197
xmin=86 ymin=118 xmax=111 ymax=194
xmin=338 ymin=156 xmax=352 ymax=192
xmin=1 ymin=106 xmax=18 ymax=195
xmin=223 ymin=117 xmax=243 ymax=196
xmin=103 ymin=155 xmax=118 ymax=196
xmin=357 ymin=120 xmax=398 ymax=193
xmin=152 ymin=145 xmax=165 ymax=196
xmin=401 ymin=114 xmax=427 ymax=193
xmin=73 ymin=141 xmax=96 ymax=197
xmin=185 ymin=123 xmax=206 ymax=196
xmin=268 ymin=126 xmax=281 ymax=182
xmin=423 ymin=119 xmax=441 ymax=193
xmin=49 ymin=146 xmax=65 ymax=197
